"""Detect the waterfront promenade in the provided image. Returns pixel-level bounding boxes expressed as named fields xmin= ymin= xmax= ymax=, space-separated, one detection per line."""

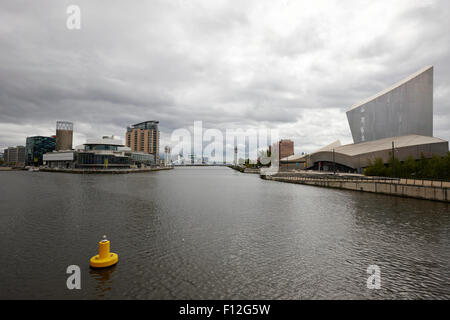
xmin=262 ymin=171 xmax=450 ymax=202
xmin=40 ymin=167 xmax=174 ymax=174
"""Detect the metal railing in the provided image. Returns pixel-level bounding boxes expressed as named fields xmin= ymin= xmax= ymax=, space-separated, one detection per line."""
xmin=269 ymin=174 xmax=450 ymax=188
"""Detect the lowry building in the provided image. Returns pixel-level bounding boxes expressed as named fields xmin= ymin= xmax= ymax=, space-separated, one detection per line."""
xmin=281 ymin=66 xmax=448 ymax=173
xmin=126 ymin=121 xmax=160 ymax=162
xmin=43 ymin=136 xmax=155 ymax=169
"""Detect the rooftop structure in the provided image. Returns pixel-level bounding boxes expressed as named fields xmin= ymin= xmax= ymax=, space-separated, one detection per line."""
xmin=128 ymin=121 xmax=159 ymax=130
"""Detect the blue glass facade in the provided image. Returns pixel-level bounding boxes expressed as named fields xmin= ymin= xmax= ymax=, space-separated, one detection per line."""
xmin=26 ymin=136 xmax=56 ymax=166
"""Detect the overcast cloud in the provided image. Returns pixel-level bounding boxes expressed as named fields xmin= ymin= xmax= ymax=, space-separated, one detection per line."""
xmin=0 ymin=0 xmax=449 ymax=155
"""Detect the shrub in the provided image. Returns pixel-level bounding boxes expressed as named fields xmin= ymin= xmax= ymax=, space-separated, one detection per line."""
xmin=364 ymin=153 xmax=450 ymax=180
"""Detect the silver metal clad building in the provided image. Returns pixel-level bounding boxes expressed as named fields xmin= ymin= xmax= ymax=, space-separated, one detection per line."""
xmin=346 ymin=66 xmax=433 ymax=144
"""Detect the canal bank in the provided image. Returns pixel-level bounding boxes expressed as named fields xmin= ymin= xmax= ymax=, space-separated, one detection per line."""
xmin=40 ymin=166 xmax=174 ymax=174
xmin=229 ymin=165 xmax=261 ymax=174
xmin=262 ymin=172 xmax=450 ymax=203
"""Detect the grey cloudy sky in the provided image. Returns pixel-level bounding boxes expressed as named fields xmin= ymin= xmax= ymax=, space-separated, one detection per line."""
xmin=0 ymin=0 xmax=449 ymax=154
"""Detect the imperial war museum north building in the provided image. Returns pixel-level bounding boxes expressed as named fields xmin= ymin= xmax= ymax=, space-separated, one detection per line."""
xmin=281 ymin=66 xmax=449 ymax=173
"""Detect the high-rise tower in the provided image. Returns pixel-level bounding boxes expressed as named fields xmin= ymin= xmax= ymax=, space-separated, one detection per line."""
xmin=126 ymin=121 xmax=160 ymax=161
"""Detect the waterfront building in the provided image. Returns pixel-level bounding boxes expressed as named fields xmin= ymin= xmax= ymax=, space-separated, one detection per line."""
xmin=4 ymin=146 xmax=26 ymax=167
xmin=281 ymin=66 xmax=449 ymax=173
xmin=55 ymin=121 xmax=73 ymax=151
xmin=282 ymin=135 xmax=448 ymax=173
xmin=76 ymin=137 xmax=130 ymax=168
xmin=26 ymin=136 xmax=56 ymax=166
xmin=126 ymin=121 xmax=160 ymax=162
xmin=128 ymin=151 xmax=155 ymax=167
xmin=44 ymin=136 xmax=155 ymax=169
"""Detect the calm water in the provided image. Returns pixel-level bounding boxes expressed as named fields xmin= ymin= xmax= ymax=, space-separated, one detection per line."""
xmin=0 ymin=167 xmax=449 ymax=300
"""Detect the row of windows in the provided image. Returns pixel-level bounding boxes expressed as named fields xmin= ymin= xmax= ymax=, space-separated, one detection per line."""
xmin=78 ymin=153 xmax=129 ymax=165
xmin=85 ymin=145 xmax=118 ymax=151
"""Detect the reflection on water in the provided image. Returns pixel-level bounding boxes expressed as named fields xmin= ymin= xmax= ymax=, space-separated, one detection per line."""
xmin=89 ymin=267 xmax=116 ymax=298
xmin=0 ymin=167 xmax=449 ymax=299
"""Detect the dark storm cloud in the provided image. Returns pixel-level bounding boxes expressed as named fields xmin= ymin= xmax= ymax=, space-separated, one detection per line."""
xmin=0 ymin=0 xmax=449 ymax=152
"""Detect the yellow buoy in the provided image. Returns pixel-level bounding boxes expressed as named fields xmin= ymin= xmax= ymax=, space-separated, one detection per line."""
xmin=90 ymin=235 xmax=119 ymax=269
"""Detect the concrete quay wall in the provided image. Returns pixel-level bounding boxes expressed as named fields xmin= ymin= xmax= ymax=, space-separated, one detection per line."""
xmin=229 ymin=166 xmax=261 ymax=174
xmin=40 ymin=167 xmax=174 ymax=174
xmin=262 ymin=175 xmax=449 ymax=203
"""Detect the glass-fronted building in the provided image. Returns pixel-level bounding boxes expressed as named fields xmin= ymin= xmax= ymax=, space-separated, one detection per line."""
xmin=26 ymin=136 xmax=56 ymax=166
xmin=43 ymin=136 xmax=157 ymax=169
xmin=76 ymin=152 xmax=130 ymax=168
xmin=129 ymin=152 xmax=155 ymax=167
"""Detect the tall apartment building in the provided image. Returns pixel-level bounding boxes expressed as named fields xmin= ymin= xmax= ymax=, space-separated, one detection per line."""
xmin=126 ymin=121 xmax=160 ymax=161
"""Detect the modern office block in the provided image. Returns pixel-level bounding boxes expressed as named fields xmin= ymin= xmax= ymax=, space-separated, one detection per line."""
xmin=4 ymin=146 xmax=26 ymax=167
xmin=26 ymin=136 xmax=56 ymax=166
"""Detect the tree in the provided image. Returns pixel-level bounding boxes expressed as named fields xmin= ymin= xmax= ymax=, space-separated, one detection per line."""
xmin=365 ymin=158 xmax=388 ymax=177
xmin=364 ymin=153 xmax=450 ymax=180
xmin=403 ymin=156 xmax=417 ymax=178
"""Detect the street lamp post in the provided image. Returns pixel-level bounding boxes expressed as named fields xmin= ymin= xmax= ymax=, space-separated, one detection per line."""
xmin=333 ymin=148 xmax=336 ymax=174
xmin=392 ymin=141 xmax=395 ymax=178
